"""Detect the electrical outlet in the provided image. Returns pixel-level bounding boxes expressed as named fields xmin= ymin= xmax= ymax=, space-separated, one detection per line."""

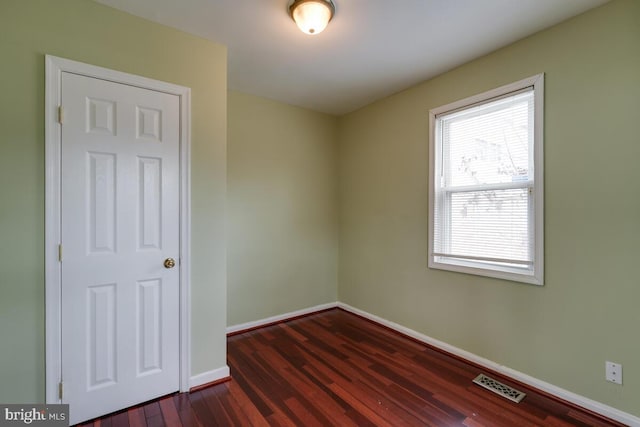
xmin=605 ymin=361 xmax=623 ymax=385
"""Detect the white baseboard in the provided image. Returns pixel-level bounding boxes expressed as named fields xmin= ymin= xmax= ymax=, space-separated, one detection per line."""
xmin=189 ymin=366 xmax=230 ymax=389
xmin=226 ymin=302 xmax=338 ymax=334
xmin=337 ymin=302 xmax=640 ymax=427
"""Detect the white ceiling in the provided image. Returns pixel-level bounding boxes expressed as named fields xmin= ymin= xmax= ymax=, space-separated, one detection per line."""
xmin=96 ymin=0 xmax=609 ymax=115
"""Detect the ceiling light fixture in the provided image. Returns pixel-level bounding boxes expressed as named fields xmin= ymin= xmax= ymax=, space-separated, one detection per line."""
xmin=289 ymin=0 xmax=335 ymax=35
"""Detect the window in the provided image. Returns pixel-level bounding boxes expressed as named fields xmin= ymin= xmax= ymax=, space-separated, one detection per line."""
xmin=428 ymin=74 xmax=544 ymax=285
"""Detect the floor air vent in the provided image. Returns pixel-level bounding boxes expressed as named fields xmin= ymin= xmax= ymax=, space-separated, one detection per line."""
xmin=472 ymin=374 xmax=526 ymax=403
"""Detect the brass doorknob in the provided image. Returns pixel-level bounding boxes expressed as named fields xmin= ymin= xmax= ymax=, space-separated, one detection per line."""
xmin=164 ymin=258 xmax=176 ymax=269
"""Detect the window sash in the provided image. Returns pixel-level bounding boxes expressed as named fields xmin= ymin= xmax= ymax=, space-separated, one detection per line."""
xmin=434 ymin=186 xmax=534 ymax=268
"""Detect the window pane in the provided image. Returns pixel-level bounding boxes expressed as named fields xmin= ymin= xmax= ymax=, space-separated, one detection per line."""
xmin=442 ymin=91 xmax=532 ymax=187
xmin=445 ymin=188 xmax=530 ymax=263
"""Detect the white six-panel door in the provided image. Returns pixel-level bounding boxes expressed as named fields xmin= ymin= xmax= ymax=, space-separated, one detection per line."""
xmin=60 ymin=72 xmax=180 ymax=424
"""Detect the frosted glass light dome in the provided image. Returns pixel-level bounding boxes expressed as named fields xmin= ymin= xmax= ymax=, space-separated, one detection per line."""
xmin=290 ymin=0 xmax=335 ymax=35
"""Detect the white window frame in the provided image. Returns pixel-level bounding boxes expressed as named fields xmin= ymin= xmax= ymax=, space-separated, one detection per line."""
xmin=428 ymin=74 xmax=544 ymax=285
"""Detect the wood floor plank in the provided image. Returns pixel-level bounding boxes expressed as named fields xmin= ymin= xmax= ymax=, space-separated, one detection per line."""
xmin=567 ymin=409 xmax=618 ymax=427
xmin=283 ymin=397 xmax=325 ymax=427
xmin=158 ymin=396 xmax=182 ymax=427
xmin=276 ymin=323 xmax=308 ymax=343
xmin=384 ymin=382 xmax=463 ymax=426
xmin=201 ymin=387 xmax=236 ymax=426
xmin=224 ymin=381 xmax=271 ymax=427
xmin=95 ymin=418 xmax=112 ymax=427
xmin=264 ymin=362 xmax=354 ymax=426
xmin=225 ymin=363 xmax=274 ymax=419
xmin=187 ymin=391 xmax=218 ymax=426
xmin=142 ymin=402 xmax=161 ymax=421
xmin=327 ymin=382 xmax=396 ymax=427
xmin=143 ymin=415 xmax=164 ymax=427
xmin=544 ymin=415 xmax=585 ymax=427
xmin=172 ymin=393 xmax=203 ymax=427
xmin=80 ymin=309 xmax=625 ymax=427
xmin=127 ymin=407 xmax=147 ymax=427
xmin=217 ymin=386 xmax=256 ymax=426
xmin=110 ymin=411 xmax=130 ymax=427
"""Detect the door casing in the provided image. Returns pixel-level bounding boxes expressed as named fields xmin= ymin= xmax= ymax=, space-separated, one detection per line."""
xmin=44 ymin=55 xmax=192 ymax=404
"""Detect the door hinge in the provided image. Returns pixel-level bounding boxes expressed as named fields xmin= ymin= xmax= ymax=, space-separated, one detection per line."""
xmin=57 ymin=106 xmax=64 ymax=124
xmin=58 ymin=382 xmax=63 ymax=400
xmin=58 ymin=244 xmax=63 ymax=262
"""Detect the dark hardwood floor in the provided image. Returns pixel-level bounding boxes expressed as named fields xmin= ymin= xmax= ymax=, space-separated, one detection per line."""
xmin=79 ymin=309 xmax=624 ymax=426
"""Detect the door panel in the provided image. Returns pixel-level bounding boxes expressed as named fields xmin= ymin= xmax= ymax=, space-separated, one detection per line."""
xmin=138 ymin=157 xmax=162 ymax=250
xmin=61 ymin=72 xmax=180 ymax=424
xmin=137 ymin=278 xmax=163 ymax=375
xmin=87 ymin=152 xmax=116 ymax=254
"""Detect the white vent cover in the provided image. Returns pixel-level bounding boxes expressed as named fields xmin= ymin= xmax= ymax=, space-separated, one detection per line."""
xmin=473 ymin=374 xmax=526 ymax=403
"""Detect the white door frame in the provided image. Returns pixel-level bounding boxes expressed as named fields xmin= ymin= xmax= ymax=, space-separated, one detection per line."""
xmin=44 ymin=55 xmax=192 ymax=404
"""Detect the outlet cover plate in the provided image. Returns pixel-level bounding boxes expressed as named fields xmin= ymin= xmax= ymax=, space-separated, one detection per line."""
xmin=606 ymin=361 xmax=623 ymax=385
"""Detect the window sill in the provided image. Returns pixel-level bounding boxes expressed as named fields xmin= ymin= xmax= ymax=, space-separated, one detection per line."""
xmin=428 ymin=257 xmax=543 ymax=286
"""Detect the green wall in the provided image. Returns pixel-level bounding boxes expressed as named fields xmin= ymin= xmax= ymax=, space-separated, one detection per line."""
xmin=0 ymin=0 xmax=228 ymax=403
xmin=338 ymin=0 xmax=640 ymax=416
xmin=2 ymin=0 xmax=639 ymax=419
xmin=227 ymin=91 xmax=338 ymax=325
